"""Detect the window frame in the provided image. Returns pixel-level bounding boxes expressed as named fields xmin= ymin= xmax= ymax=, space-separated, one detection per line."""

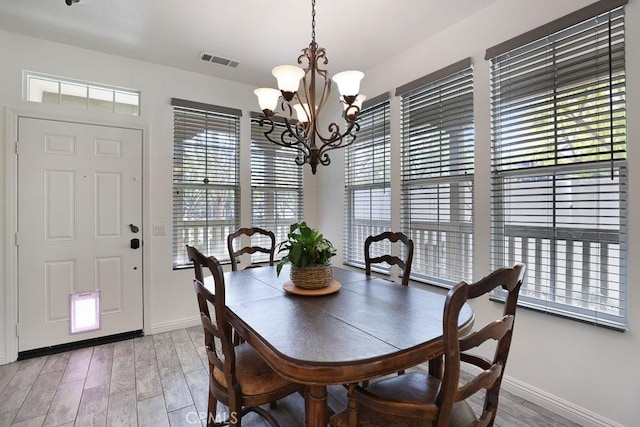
xmin=487 ymin=3 xmax=628 ymax=329
xmin=250 ymin=114 xmax=304 ymax=263
xmin=343 ymin=94 xmax=391 ymax=271
xmin=24 ymin=71 xmax=140 ymax=115
xmin=171 ymin=98 xmax=241 ymax=269
xmin=398 ymin=59 xmax=475 ymax=288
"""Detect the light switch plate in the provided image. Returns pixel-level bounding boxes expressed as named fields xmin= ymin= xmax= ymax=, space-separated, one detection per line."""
xmin=153 ymin=224 xmax=166 ymax=236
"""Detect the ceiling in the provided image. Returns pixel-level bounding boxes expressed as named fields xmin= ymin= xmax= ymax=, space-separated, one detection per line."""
xmin=0 ymin=0 xmax=499 ymax=88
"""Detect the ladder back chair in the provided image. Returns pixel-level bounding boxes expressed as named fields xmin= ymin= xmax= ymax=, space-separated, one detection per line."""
xmin=364 ymin=231 xmax=414 ymax=286
xmin=332 ymin=264 xmax=526 ymax=427
xmin=227 ymin=227 xmax=276 ymax=271
xmin=193 ymin=254 xmax=305 ymax=427
xmin=187 ymin=244 xmax=243 ymax=345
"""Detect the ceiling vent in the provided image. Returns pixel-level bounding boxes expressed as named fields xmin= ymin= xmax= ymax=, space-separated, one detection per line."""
xmin=200 ymin=52 xmax=239 ymax=68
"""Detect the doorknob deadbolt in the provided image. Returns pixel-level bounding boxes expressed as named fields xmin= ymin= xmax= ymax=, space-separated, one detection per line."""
xmin=129 ymin=224 xmax=140 ymax=233
xmin=131 ymin=238 xmax=140 ymax=249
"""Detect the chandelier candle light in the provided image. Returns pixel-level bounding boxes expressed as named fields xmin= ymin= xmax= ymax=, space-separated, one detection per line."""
xmin=254 ymin=0 xmax=366 ymax=174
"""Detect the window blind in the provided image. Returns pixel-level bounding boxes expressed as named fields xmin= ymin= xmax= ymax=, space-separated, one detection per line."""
xmin=172 ymin=99 xmax=240 ymax=268
xmin=250 ymin=117 xmax=304 ymax=262
xmin=489 ymin=6 xmax=627 ymax=329
xmin=344 ymin=94 xmax=391 ymax=269
xmin=399 ymin=63 xmax=474 ymax=287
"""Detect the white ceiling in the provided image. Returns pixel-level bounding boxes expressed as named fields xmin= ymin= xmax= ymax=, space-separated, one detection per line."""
xmin=0 ymin=0 xmax=498 ymax=88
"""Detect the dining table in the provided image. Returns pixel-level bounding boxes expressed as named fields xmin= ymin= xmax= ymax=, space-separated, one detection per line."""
xmin=206 ymin=265 xmax=474 ymax=427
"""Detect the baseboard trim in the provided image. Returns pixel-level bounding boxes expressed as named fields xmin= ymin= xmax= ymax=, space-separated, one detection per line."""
xmin=464 ymin=365 xmax=622 ymax=427
xmin=149 ymin=316 xmax=201 ymax=335
xmin=501 ymin=374 xmax=623 ymax=427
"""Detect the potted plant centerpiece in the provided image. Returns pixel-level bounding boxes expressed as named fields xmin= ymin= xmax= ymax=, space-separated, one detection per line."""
xmin=276 ymin=221 xmax=337 ymax=289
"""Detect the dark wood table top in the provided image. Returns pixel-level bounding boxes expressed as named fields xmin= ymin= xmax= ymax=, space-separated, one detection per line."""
xmin=208 ymin=265 xmax=474 ymax=427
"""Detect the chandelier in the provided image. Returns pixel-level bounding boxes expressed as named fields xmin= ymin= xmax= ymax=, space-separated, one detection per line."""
xmin=254 ymin=0 xmax=366 ymax=174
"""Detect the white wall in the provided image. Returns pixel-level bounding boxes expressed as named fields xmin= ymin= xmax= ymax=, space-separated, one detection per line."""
xmin=317 ymin=0 xmax=639 ymax=426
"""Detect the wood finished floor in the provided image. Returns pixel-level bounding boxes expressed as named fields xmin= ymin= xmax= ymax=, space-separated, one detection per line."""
xmin=0 ymin=326 xmax=582 ymax=427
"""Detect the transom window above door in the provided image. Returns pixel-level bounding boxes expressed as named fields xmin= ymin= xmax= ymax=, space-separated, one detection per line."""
xmin=24 ymin=71 xmax=140 ymax=116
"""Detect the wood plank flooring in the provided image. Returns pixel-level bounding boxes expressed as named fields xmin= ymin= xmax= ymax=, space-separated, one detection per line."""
xmin=0 ymin=327 xmax=582 ymax=426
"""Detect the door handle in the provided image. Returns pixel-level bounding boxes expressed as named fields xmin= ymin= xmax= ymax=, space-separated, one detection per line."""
xmin=129 ymin=224 xmax=140 ymax=233
xmin=131 ymin=238 xmax=140 ymax=249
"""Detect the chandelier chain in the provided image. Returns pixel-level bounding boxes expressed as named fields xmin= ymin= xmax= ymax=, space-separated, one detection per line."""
xmin=311 ymin=0 xmax=316 ymax=43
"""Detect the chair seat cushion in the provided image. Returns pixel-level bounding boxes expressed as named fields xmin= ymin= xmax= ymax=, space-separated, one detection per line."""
xmin=365 ymin=371 xmax=439 ymax=403
xmin=330 ymin=372 xmax=479 ymax=427
xmin=212 ymin=342 xmax=296 ymax=397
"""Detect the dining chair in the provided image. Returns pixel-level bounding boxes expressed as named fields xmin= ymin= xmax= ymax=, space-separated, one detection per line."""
xmin=193 ymin=254 xmax=306 ymax=427
xmin=187 ymin=244 xmax=246 ymax=346
xmin=331 ymin=264 xmax=526 ymax=427
xmin=227 ymin=227 xmax=276 ymax=271
xmin=364 ymin=231 xmax=414 ymax=286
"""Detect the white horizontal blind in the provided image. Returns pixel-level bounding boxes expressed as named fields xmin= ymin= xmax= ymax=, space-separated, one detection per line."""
xmin=344 ymin=97 xmax=391 ymax=269
xmin=250 ymin=118 xmax=304 ymax=262
xmin=489 ymin=7 xmax=627 ymax=329
xmin=400 ymin=66 xmax=474 ymax=287
xmin=172 ymin=101 xmax=240 ymax=267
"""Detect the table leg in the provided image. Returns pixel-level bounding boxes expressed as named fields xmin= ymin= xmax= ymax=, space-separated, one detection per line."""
xmin=306 ymin=385 xmax=329 ymax=427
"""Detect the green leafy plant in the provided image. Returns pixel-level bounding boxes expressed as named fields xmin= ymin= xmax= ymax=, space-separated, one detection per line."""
xmin=276 ymin=221 xmax=336 ymax=276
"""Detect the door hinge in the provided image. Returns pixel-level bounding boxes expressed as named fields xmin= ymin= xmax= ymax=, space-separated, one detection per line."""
xmin=15 ymin=232 xmax=19 ymax=246
xmin=15 ymin=140 xmax=19 ymax=154
xmin=15 ymin=323 xmax=19 ymax=337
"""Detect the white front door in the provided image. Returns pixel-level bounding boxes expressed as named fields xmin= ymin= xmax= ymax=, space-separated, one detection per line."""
xmin=17 ymin=117 xmax=143 ymax=352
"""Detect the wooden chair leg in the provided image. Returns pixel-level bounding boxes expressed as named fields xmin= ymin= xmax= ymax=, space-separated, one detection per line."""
xmin=207 ymin=393 xmax=217 ymax=427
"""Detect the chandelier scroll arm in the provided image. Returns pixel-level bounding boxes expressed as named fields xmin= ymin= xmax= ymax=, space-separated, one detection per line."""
xmin=256 ymin=116 xmax=311 ymax=163
xmin=314 ymin=107 xmax=361 ymax=146
xmin=316 ymin=121 xmax=360 ymax=160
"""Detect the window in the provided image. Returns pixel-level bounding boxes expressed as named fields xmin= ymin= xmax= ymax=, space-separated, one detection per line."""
xmin=344 ymin=94 xmax=391 ymax=269
xmin=25 ymin=71 xmax=140 ymax=115
xmin=250 ymin=115 xmax=304 ymax=261
xmin=398 ymin=59 xmax=475 ymax=287
xmin=172 ymin=98 xmax=241 ymax=268
xmin=488 ymin=2 xmax=627 ymax=329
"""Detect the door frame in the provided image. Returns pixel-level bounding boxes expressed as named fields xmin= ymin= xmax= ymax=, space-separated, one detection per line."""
xmin=4 ymin=108 xmax=151 ymax=363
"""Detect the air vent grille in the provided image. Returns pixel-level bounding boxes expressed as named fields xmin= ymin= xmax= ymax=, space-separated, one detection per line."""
xmin=200 ymin=52 xmax=239 ymax=68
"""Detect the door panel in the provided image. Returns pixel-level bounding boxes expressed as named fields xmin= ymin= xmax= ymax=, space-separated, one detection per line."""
xmin=18 ymin=117 xmax=143 ymax=352
xmin=45 ymin=170 xmax=76 ymax=240
xmin=45 ymin=260 xmax=75 ymax=322
xmin=95 ymin=256 xmax=123 ymax=313
xmin=95 ymin=172 xmax=121 ymax=237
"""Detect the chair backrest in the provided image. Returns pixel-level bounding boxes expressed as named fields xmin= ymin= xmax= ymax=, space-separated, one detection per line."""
xmin=364 ymin=231 xmax=414 ymax=286
xmin=227 ymin=227 xmax=276 ymax=271
xmin=186 ymin=245 xmax=211 ymax=318
xmin=438 ymin=264 xmax=526 ymax=426
xmin=186 ymin=244 xmax=207 ymax=282
xmin=192 ymin=256 xmax=238 ymax=402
